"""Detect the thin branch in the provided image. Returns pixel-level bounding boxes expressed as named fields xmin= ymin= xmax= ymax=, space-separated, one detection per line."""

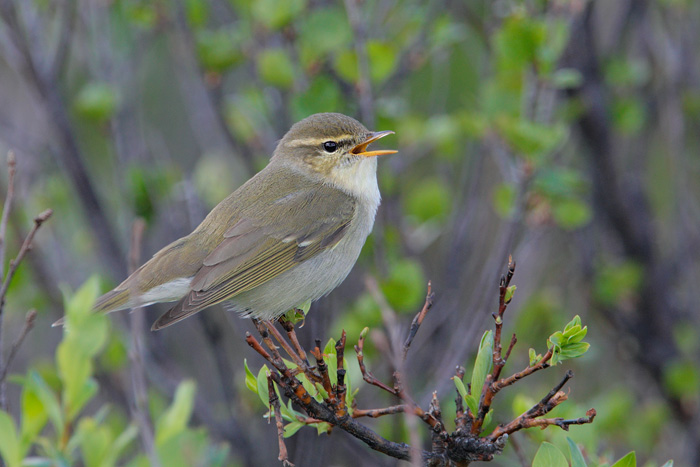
xmin=0 ymin=150 xmax=16 ymax=273
xmin=268 ymin=374 xmax=294 ymax=467
xmin=0 ymin=208 xmax=52 ymax=305
xmin=402 ymin=281 xmax=434 ymax=360
xmin=0 ymin=309 xmax=36 ymax=384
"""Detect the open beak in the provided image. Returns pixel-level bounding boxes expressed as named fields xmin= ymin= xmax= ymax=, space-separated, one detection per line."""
xmin=351 ymin=130 xmax=398 ymax=157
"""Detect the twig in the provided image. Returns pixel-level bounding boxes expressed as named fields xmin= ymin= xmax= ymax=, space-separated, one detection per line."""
xmin=268 ymin=374 xmax=294 ymax=467
xmin=353 ymin=405 xmax=406 ymax=419
xmin=126 ymin=219 xmax=159 ymax=467
xmin=0 ymin=209 xmax=53 ymax=305
xmin=335 ymin=331 xmax=348 ymax=417
xmin=0 ymin=151 xmax=16 ymax=273
xmin=0 ymin=207 xmax=51 ymax=409
xmin=402 ymin=281 xmax=434 ymax=360
xmin=0 ymin=309 xmax=36 ymax=384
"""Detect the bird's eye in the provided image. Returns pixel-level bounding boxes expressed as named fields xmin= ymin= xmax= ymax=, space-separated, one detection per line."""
xmin=323 ymin=141 xmax=338 ymax=153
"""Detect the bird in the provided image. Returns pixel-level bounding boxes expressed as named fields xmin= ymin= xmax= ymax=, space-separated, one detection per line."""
xmin=87 ymin=113 xmax=396 ymax=331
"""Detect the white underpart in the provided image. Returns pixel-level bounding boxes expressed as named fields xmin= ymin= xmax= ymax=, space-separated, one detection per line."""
xmin=138 ymin=277 xmax=193 ymax=307
xmin=326 ymin=156 xmax=381 ymax=208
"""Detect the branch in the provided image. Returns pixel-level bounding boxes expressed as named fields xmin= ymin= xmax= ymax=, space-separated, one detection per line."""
xmin=0 ymin=309 xmax=36 ymax=384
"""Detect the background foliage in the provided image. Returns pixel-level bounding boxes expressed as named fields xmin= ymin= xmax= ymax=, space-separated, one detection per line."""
xmin=0 ymin=0 xmax=698 ymax=465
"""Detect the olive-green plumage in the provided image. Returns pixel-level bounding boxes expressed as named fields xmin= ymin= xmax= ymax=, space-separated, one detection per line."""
xmin=87 ymin=113 xmax=396 ymax=330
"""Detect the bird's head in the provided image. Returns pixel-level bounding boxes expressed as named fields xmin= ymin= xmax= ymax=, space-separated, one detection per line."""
xmin=273 ymin=113 xmax=397 ymax=190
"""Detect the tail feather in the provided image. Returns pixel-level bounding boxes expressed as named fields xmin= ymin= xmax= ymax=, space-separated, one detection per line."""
xmin=94 ymin=288 xmax=131 ymax=313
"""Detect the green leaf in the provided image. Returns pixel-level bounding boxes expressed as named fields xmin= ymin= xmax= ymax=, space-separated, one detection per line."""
xmin=464 ymin=394 xmax=477 ymax=416
xmin=155 ymin=380 xmax=196 ymax=446
xmin=0 ymin=411 xmax=21 ymax=467
xmin=26 ymin=370 xmax=63 ymax=437
xmin=244 ymin=359 xmax=258 ymax=394
xmin=551 ymin=68 xmax=583 ymax=89
xmin=74 ymin=83 xmax=118 ymax=122
xmin=528 ymin=348 xmax=539 ymax=366
xmin=403 ymin=178 xmax=452 ymax=223
xmin=257 ymin=48 xmax=295 ymax=89
xmin=283 ymin=421 xmax=304 ymax=438
xmin=532 ymin=442 xmax=569 ymax=467
xmin=20 ymin=382 xmax=48 ymax=448
xmin=453 ymin=377 xmax=468 ymax=399
xmin=195 ymin=28 xmax=244 ymax=73
xmin=594 ymin=261 xmax=644 ymax=306
xmin=380 ymin=259 xmax=426 ymax=312
xmin=256 ymin=366 xmax=271 ymax=408
xmin=504 ymin=285 xmax=517 ymax=303
xmin=495 ymin=117 xmax=567 ymax=161
xmin=558 ymin=342 xmax=590 ymax=360
xmin=333 ymin=50 xmax=358 ymax=83
xmin=493 ymin=183 xmax=516 ymax=218
xmin=367 ymin=40 xmax=398 ymax=84
xmin=567 ymin=437 xmax=587 ymax=467
xmin=610 ymin=451 xmax=636 ymax=467
xmin=552 ymin=198 xmax=592 ymax=230
xmin=298 ymin=7 xmax=352 ymax=63
xmin=252 ymin=0 xmax=306 ymax=29
xmin=185 ymin=0 xmax=208 ymax=27
xmin=291 ymin=76 xmax=342 ymax=121
xmin=470 ymin=331 xmax=493 ymax=402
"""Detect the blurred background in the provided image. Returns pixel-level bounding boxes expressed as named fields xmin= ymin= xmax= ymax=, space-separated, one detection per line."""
xmin=0 ymin=0 xmax=698 ymax=465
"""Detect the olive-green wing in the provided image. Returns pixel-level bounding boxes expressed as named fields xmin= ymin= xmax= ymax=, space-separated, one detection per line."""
xmin=151 ymin=185 xmax=355 ymax=330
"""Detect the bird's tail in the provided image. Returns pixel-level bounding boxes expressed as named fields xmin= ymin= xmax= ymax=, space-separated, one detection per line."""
xmin=94 ymin=288 xmax=131 ymax=313
xmin=52 ymin=288 xmax=131 ymax=328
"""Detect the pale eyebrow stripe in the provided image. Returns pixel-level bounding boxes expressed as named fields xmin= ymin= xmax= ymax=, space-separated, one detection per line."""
xmin=286 ymin=135 xmax=355 ymax=148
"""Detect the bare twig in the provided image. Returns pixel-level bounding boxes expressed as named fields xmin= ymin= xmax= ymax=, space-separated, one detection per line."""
xmin=402 ymin=281 xmax=434 ymax=360
xmin=0 ymin=309 xmax=36 ymax=384
xmin=0 ymin=151 xmax=16 ymax=273
xmin=0 ymin=209 xmax=53 ymax=305
xmin=268 ymin=374 xmax=294 ymax=466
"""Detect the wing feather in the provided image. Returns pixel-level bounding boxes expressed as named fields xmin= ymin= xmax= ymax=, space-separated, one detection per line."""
xmin=151 ymin=183 xmax=355 ymax=330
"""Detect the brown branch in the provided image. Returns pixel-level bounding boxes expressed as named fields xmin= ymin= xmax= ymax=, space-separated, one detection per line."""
xmin=335 ymin=331 xmax=347 ymax=417
xmin=0 ymin=151 xmax=16 ymax=273
xmin=0 ymin=309 xmax=36 ymax=384
xmin=268 ymin=374 xmax=294 ymax=467
xmin=310 ymin=340 xmax=335 ymax=404
xmin=402 ymin=281 xmax=434 ymax=360
xmin=353 ymin=405 xmax=407 ymax=419
xmin=354 ymin=329 xmax=399 ymax=396
xmin=0 ymin=209 xmax=53 ymax=305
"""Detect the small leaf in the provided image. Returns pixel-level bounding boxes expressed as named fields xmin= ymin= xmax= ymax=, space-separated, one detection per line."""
xmin=0 ymin=411 xmax=21 ymax=467
xmin=470 ymin=331 xmax=493 ymax=402
xmin=244 ymin=359 xmax=258 ymax=394
xmin=529 ymin=348 xmax=538 ymax=366
xmin=532 ymin=442 xmax=569 ymax=467
xmin=258 ymin=48 xmax=295 ymax=88
xmin=504 ymin=285 xmax=517 ymax=303
xmin=567 ymin=437 xmax=587 ymax=467
xmin=610 ymin=451 xmax=636 ymax=467
xmin=74 ymin=83 xmax=119 ymax=122
xmin=453 ymin=377 xmax=468 ymax=400
xmin=552 ymin=198 xmax=592 ymax=230
xmin=155 ymin=380 xmax=196 ymax=445
xmin=283 ymin=421 xmax=304 ymax=438
xmin=493 ymin=183 xmax=516 ymax=218
xmin=551 ymin=68 xmax=583 ymax=89
xmin=256 ymin=366 xmax=271 ymax=408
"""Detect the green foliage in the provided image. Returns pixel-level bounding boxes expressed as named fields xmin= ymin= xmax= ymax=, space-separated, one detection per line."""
xmin=0 ymin=279 xmax=227 ymax=466
xmin=74 ymin=83 xmax=119 ymax=122
xmin=379 ymin=258 xmax=426 ymax=312
xmin=257 ymin=48 xmax=296 ymax=88
xmin=547 ymin=315 xmax=590 ymax=366
xmin=533 ymin=440 xmax=648 ymax=467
